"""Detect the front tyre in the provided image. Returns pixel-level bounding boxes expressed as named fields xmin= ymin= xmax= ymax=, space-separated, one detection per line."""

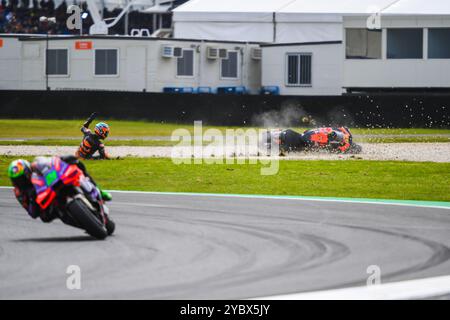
xmin=67 ymin=199 xmax=108 ymax=240
xmin=347 ymin=143 xmax=363 ymax=154
xmin=105 ymin=218 xmax=115 ymax=236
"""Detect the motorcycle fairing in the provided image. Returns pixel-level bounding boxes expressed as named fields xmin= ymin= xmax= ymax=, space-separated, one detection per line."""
xmin=32 ymin=157 xmax=83 ymax=210
xmin=304 ymin=127 xmax=352 ymax=152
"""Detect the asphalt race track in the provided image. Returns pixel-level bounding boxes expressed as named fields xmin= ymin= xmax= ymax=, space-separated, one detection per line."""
xmin=1 ymin=189 xmax=450 ymax=299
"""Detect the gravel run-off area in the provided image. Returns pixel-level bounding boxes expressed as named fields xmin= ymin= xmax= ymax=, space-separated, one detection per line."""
xmin=0 ymin=143 xmax=449 ymax=162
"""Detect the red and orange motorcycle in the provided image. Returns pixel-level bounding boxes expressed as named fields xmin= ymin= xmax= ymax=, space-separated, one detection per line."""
xmin=262 ymin=127 xmax=363 ymax=154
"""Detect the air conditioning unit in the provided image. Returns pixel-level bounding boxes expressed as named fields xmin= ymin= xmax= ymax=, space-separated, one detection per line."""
xmin=161 ymin=45 xmax=174 ymax=58
xmin=219 ymin=48 xmax=229 ymax=59
xmin=206 ymin=47 xmax=219 ymax=59
xmin=251 ymin=47 xmax=262 ymax=60
xmin=161 ymin=45 xmax=183 ymax=58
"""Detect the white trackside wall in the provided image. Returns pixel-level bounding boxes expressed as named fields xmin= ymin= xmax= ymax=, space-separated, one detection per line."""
xmin=0 ymin=36 xmax=261 ymax=93
xmin=261 ymin=42 xmax=344 ymax=96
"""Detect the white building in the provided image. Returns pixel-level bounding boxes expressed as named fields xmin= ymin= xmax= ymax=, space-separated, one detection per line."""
xmin=0 ymin=35 xmax=261 ymax=93
xmin=261 ymin=41 xmax=344 ymax=96
xmin=343 ymin=9 xmax=450 ymax=91
xmin=1 ymin=0 xmax=450 ymax=96
xmin=260 ymin=10 xmax=450 ymax=95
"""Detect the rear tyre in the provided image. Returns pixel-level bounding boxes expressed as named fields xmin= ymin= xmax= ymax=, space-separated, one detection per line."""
xmin=67 ymin=199 xmax=108 ymax=240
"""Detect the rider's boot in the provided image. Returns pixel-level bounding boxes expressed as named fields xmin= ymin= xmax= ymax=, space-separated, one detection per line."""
xmin=100 ymin=189 xmax=112 ymax=201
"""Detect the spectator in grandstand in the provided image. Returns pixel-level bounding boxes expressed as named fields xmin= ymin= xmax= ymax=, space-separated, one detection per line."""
xmin=0 ymin=0 xmax=183 ymax=35
xmin=0 ymin=0 xmax=70 ymax=34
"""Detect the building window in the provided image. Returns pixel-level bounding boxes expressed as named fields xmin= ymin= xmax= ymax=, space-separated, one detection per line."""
xmin=221 ymin=51 xmax=239 ymax=79
xmin=387 ymin=29 xmax=423 ymax=59
xmin=346 ymin=28 xmax=381 ymax=59
xmin=428 ymin=28 xmax=450 ymax=59
xmin=95 ymin=49 xmax=118 ymax=75
xmin=177 ymin=49 xmax=194 ymax=77
xmin=46 ymin=49 xmax=68 ymax=75
xmin=286 ymin=53 xmax=312 ymax=86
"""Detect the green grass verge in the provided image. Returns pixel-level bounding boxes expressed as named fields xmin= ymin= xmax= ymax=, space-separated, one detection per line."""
xmin=0 ymin=136 xmax=448 ymax=146
xmin=0 ymin=119 xmax=244 ymax=138
xmin=0 ymin=139 xmax=175 ymax=147
xmin=356 ymin=137 xmax=450 ymax=143
xmin=0 ymin=119 xmax=449 ymax=145
xmin=1 ymin=119 xmax=449 ymax=138
xmin=1 ymin=156 xmax=449 ymax=202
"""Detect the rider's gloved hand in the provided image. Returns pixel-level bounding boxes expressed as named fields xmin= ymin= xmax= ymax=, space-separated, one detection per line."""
xmin=87 ymin=112 xmax=98 ymax=122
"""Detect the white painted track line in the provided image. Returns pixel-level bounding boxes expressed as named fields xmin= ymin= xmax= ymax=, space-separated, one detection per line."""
xmin=254 ymin=275 xmax=450 ymax=300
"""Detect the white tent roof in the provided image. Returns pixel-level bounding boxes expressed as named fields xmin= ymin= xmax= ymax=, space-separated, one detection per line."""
xmin=276 ymin=0 xmax=398 ymax=22
xmin=173 ymin=0 xmax=294 ymax=22
xmin=174 ymin=0 xmax=450 ymax=23
xmin=173 ymin=0 xmax=292 ymax=12
xmin=173 ymin=0 xmax=450 ymax=42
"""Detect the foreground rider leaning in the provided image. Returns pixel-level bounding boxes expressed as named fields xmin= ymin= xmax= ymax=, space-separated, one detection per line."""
xmin=76 ymin=112 xmax=111 ymax=160
xmin=7 ymin=156 xmax=112 ymax=223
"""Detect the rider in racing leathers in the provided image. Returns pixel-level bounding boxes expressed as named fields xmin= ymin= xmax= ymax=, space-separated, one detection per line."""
xmin=76 ymin=112 xmax=111 ymax=160
xmin=278 ymin=127 xmax=352 ymax=153
xmin=7 ymin=156 xmax=112 ymax=223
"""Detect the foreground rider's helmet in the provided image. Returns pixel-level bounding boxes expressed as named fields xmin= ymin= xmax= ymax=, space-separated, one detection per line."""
xmin=94 ymin=122 xmax=110 ymax=139
xmin=7 ymin=159 xmax=32 ymax=187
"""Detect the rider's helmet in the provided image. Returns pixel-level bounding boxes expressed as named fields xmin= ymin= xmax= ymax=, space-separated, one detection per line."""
xmin=328 ymin=130 xmax=344 ymax=143
xmin=328 ymin=131 xmax=337 ymax=138
xmin=94 ymin=122 xmax=110 ymax=139
xmin=7 ymin=159 xmax=32 ymax=188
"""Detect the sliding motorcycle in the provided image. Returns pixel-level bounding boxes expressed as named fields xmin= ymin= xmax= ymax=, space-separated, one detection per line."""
xmin=261 ymin=127 xmax=363 ymax=155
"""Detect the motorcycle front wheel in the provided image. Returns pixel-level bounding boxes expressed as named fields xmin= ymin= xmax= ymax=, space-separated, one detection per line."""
xmin=67 ymin=198 xmax=108 ymax=240
xmin=348 ymin=143 xmax=363 ymax=154
xmin=105 ymin=218 xmax=115 ymax=236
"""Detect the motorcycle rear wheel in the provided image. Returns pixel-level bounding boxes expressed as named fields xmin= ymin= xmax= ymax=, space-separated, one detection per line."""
xmin=67 ymin=199 xmax=108 ymax=240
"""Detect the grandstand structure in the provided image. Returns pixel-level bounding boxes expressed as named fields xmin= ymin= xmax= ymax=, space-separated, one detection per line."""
xmin=0 ymin=0 xmax=186 ymax=36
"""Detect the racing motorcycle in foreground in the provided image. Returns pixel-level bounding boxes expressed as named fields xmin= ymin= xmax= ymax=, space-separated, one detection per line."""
xmin=32 ymin=157 xmax=115 ymax=239
xmin=261 ymin=127 xmax=363 ymax=155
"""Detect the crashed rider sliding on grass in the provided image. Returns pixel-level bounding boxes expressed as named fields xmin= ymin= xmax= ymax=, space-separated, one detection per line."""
xmin=272 ymin=127 xmax=362 ymax=154
xmin=7 ymin=156 xmax=112 ymax=224
xmin=76 ymin=112 xmax=111 ymax=160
